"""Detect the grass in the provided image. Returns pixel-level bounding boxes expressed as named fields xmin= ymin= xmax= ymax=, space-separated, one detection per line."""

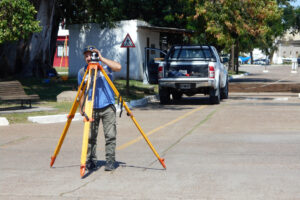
xmin=0 ymin=77 xmax=158 ymax=124
xmin=54 ymin=67 xmax=69 ymax=74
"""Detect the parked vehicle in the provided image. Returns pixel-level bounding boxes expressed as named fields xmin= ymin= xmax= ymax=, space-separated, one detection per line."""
xmin=253 ymin=58 xmax=269 ymax=65
xmin=157 ymin=45 xmax=228 ymax=104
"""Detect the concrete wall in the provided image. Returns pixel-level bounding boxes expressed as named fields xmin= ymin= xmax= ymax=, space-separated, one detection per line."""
xmin=68 ymin=20 xmax=160 ymax=81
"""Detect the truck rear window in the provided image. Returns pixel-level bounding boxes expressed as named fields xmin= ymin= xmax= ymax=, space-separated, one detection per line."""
xmin=169 ymin=48 xmax=215 ymax=60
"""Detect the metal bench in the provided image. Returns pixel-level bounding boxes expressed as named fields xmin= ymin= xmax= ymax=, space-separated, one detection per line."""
xmin=0 ymin=81 xmax=40 ymax=108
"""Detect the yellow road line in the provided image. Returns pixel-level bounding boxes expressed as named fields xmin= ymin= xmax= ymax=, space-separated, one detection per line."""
xmin=117 ymin=105 xmax=207 ymax=150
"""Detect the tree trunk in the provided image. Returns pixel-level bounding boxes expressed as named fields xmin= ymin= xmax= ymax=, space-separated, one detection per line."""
xmin=234 ymin=41 xmax=239 ymax=74
xmin=250 ymin=51 xmax=253 ymax=64
xmin=269 ymin=49 xmax=274 ymax=64
xmin=229 ymin=44 xmax=235 ymax=71
xmin=0 ymin=0 xmax=59 ymax=79
xmin=23 ymin=0 xmax=60 ymax=78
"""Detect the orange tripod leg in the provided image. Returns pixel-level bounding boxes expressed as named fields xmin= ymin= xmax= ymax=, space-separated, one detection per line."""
xmin=80 ymin=66 xmax=98 ymax=177
xmin=50 ymin=69 xmax=88 ymax=167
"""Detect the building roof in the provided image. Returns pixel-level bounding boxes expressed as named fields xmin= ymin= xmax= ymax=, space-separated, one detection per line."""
xmin=136 ymin=20 xmax=193 ymax=35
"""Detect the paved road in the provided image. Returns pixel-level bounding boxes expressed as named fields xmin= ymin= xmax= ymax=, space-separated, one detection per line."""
xmin=232 ymin=64 xmax=300 ymax=83
xmin=229 ymin=64 xmax=300 ymax=93
xmin=1 ymin=92 xmax=300 ymax=199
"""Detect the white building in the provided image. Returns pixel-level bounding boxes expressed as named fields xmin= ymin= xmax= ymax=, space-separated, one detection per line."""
xmin=68 ymin=20 xmax=191 ymax=81
xmin=272 ymin=31 xmax=300 ymax=64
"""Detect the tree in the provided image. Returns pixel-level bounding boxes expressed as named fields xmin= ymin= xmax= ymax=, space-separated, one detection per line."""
xmin=0 ymin=0 xmax=60 ymax=78
xmin=193 ymin=0 xmax=282 ymax=73
xmin=0 ymin=0 xmax=41 ymax=44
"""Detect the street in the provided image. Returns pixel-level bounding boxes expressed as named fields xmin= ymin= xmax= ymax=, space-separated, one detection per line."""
xmin=1 ymin=0 xmax=300 ymax=198
xmin=1 ymin=86 xmax=300 ymax=199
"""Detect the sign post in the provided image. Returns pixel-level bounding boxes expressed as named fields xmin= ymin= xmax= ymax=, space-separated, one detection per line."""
xmin=121 ymin=33 xmax=135 ymax=95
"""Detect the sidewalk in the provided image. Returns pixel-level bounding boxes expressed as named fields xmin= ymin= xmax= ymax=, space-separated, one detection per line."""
xmin=0 ymin=95 xmax=160 ymax=126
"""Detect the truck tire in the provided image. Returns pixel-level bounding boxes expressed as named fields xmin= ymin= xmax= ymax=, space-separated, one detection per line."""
xmin=209 ymin=83 xmax=220 ymax=104
xmin=159 ymin=88 xmax=170 ymax=104
xmin=220 ymin=78 xmax=229 ymax=99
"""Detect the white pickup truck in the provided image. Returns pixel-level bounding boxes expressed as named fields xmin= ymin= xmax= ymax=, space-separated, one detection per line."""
xmin=158 ymin=45 xmax=228 ymax=104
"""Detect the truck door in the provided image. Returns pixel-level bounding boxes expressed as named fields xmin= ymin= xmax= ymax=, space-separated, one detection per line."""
xmin=144 ymin=47 xmax=167 ymax=84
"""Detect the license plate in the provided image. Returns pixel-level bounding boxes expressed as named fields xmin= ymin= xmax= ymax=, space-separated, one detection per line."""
xmin=180 ymin=83 xmax=191 ymax=89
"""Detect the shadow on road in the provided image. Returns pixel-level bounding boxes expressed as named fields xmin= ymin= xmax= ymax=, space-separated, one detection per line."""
xmin=138 ymin=96 xmax=214 ymax=111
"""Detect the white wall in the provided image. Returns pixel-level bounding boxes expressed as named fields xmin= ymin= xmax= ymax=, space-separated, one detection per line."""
xmin=272 ymin=31 xmax=300 ymax=64
xmin=68 ymin=20 xmax=160 ymax=81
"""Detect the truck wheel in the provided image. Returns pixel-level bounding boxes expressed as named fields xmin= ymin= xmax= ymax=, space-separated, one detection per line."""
xmin=159 ymin=88 xmax=170 ymax=104
xmin=172 ymin=91 xmax=183 ymax=101
xmin=209 ymin=84 xmax=220 ymax=104
xmin=220 ymin=78 xmax=229 ymax=99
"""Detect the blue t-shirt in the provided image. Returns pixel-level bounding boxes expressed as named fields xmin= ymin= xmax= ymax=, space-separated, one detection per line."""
xmin=78 ymin=62 xmax=115 ymax=109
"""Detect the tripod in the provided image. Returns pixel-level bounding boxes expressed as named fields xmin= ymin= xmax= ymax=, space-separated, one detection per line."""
xmin=50 ymin=61 xmax=166 ymax=177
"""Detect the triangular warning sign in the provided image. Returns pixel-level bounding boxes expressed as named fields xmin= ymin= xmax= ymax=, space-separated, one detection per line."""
xmin=121 ymin=33 xmax=135 ymax=48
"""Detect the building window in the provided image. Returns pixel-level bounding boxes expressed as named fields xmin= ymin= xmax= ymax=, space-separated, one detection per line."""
xmin=57 ymin=45 xmax=69 ymax=57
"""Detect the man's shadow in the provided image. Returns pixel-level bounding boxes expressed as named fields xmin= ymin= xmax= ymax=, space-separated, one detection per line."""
xmin=82 ymin=160 xmax=124 ymax=178
xmin=82 ymin=160 xmax=165 ymax=178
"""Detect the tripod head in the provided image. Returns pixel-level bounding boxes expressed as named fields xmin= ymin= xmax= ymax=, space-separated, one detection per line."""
xmin=91 ymin=52 xmax=100 ymax=62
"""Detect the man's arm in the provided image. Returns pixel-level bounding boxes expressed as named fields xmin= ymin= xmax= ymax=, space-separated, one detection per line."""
xmin=79 ymin=90 xmax=85 ymax=115
xmin=93 ymin=49 xmax=122 ymax=72
xmin=77 ymin=69 xmax=85 ymax=115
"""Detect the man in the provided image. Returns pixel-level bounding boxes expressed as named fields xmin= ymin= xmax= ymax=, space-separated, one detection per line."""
xmin=78 ymin=45 xmax=121 ymax=171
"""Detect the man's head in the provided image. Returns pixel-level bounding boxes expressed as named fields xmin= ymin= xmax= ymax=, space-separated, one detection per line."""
xmin=83 ymin=45 xmax=96 ymax=64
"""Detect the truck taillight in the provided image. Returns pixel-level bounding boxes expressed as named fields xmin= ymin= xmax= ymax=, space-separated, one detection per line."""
xmin=209 ymin=66 xmax=215 ymax=79
xmin=158 ymin=65 xmax=164 ymax=79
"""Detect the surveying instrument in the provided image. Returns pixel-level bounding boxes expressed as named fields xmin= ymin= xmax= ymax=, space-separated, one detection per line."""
xmin=50 ymin=52 xmax=166 ymax=177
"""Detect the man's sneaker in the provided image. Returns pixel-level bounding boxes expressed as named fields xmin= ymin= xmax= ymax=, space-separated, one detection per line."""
xmin=86 ymin=160 xmax=97 ymax=171
xmin=105 ymin=160 xmax=115 ymax=171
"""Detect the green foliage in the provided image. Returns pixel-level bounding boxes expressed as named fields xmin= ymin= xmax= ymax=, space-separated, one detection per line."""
xmin=58 ymin=0 xmax=195 ymax=44
xmin=283 ymin=5 xmax=300 ymax=33
xmin=295 ymin=7 xmax=300 ymax=31
xmin=0 ymin=0 xmax=41 ymax=44
xmin=59 ymin=0 xmax=192 ymax=29
xmin=193 ymin=0 xmax=282 ymax=51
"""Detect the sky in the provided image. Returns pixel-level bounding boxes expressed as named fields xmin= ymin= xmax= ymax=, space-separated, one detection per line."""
xmin=290 ymin=0 xmax=300 ymax=7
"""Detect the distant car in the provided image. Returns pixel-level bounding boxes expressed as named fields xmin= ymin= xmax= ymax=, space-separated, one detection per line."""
xmin=297 ymin=58 xmax=300 ymax=64
xmin=253 ymin=59 xmax=269 ymax=65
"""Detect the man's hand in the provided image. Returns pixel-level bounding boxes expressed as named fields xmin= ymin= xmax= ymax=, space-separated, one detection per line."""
xmin=92 ymin=48 xmax=121 ymax=72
